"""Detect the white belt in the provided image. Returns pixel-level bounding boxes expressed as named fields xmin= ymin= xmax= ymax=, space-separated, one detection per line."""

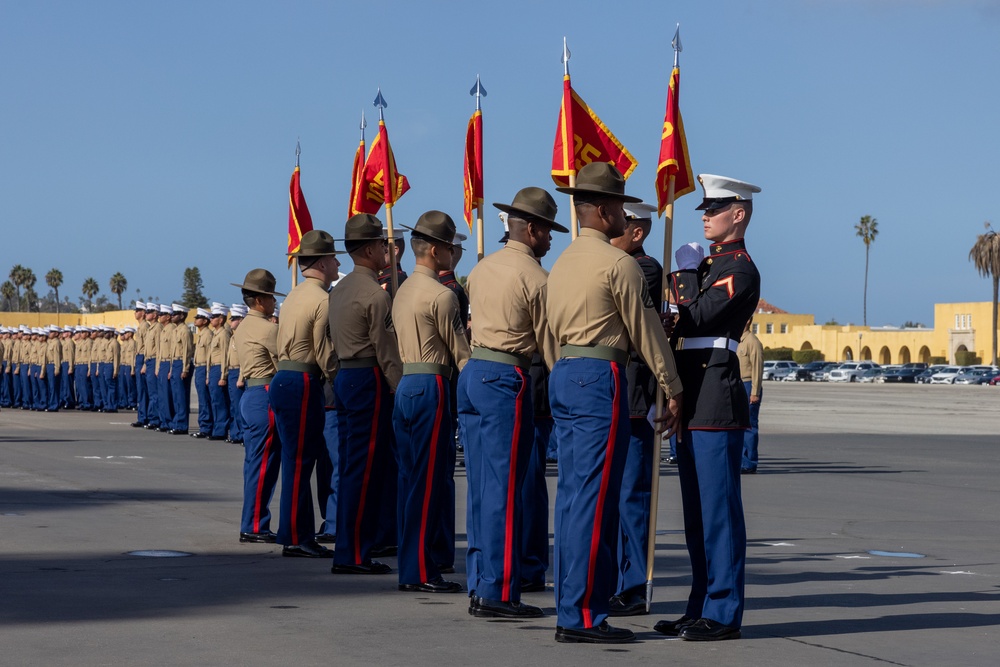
xmin=677 ymin=336 xmax=739 ymax=353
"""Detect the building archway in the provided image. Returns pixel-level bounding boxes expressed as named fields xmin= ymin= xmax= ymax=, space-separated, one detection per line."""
xmin=898 ymin=346 xmax=911 ymax=364
xmin=800 ymin=341 xmax=813 ymax=350
xmin=878 ymin=346 xmax=891 ymax=365
xmin=918 ymin=346 xmax=931 ymax=363
xmin=842 ymin=346 xmax=853 ymax=361
xmin=861 ymin=346 xmax=872 ymax=361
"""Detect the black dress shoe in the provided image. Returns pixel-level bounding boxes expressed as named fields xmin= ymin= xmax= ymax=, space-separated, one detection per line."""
xmin=369 ymin=544 xmax=397 ymax=557
xmin=314 ymin=532 xmax=336 ymax=544
xmin=437 ymin=565 xmax=456 ymax=574
xmin=740 ymin=467 xmax=757 ymax=475
xmin=679 ymin=618 xmax=741 ymax=641
xmin=190 ymin=432 xmax=209 ymax=439
xmin=608 ymin=592 xmax=648 ymax=616
xmin=282 ymin=541 xmax=334 ymax=558
xmin=239 ymin=531 xmax=277 ymax=543
xmin=156 ymin=427 xmax=171 ymax=433
xmin=130 ymin=421 xmax=146 ymax=428
xmin=398 ymin=578 xmax=462 ymax=594
xmin=144 ymin=423 xmax=158 ymax=429
xmin=469 ymin=596 xmax=543 ymax=619
xmin=331 ymin=560 xmax=391 ymax=575
xmin=169 ymin=429 xmax=188 ymax=435
xmin=519 ymin=579 xmax=546 ymax=593
xmin=104 ymin=409 xmax=117 ymax=413
xmin=555 ymin=621 xmax=635 ymax=644
xmin=208 ymin=435 xmax=227 ymax=441
xmin=653 ymin=615 xmax=696 ymax=636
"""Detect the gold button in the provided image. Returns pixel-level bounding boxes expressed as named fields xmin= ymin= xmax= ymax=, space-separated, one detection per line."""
xmin=707 ymin=258 xmax=713 ymax=265
xmin=702 ymin=363 xmax=707 ymax=368
xmin=678 ymin=284 xmax=684 ymax=288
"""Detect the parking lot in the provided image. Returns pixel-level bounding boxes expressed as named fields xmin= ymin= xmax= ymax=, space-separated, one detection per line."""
xmin=1 ymin=383 xmax=998 ymax=666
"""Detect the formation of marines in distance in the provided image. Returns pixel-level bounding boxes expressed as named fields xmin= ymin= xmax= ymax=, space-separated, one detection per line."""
xmin=0 ymin=163 xmax=762 ymax=645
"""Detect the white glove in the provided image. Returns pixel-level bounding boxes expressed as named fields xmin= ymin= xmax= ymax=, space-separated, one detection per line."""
xmin=675 ymin=242 xmax=705 ymax=271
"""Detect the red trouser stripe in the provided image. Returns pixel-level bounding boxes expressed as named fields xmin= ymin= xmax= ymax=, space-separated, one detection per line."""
xmin=354 ymin=368 xmax=382 ymax=564
xmin=581 ymin=362 xmax=621 ymax=628
xmin=501 ymin=367 xmax=527 ymax=601
xmin=290 ymin=373 xmax=310 ymax=545
xmin=253 ymin=386 xmax=274 ymax=533
xmin=418 ymin=375 xmax=446 ymax=583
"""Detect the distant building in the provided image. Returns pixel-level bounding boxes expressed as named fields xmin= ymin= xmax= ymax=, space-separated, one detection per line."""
xmin=752 ymin=301 xmax=998 ymax=365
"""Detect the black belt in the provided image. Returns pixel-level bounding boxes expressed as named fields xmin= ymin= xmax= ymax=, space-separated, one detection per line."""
xmin=339 ymin=357 xmax=378 ymax=369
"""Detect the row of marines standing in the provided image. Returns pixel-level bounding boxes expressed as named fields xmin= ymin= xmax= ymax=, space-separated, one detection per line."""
xmin=229 ymin=161 xmax=761 ymax=645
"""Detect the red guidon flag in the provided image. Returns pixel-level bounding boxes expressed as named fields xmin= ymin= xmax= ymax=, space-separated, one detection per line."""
xmin=463 ymin=109 xmax=483 ymax=228
xmin=655 ymin=66 xmax=695 ymax=214
xmin=353 ymin=120 xmax=410 ymax=214
xmin=551 ymin=75 xmax=637 ymax=187
xmin=288 ymin=166 xmax=314 ymax=267
xmin=347 ymin=136 xmax=366 ymax=217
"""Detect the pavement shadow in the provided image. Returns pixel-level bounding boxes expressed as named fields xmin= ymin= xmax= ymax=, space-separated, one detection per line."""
xmin=749 ymin=611 xmax=1000 ymax=638
xmin=0 ymin=488 xmax=225 ymax=512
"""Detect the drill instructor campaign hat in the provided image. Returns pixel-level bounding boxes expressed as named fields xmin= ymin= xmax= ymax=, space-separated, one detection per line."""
xmin=554 ymin=162 xmax=641 ymax=203
xmin=493 ymin=187 xmax=569 ymax=233
xmin=230 ymin=268 xmax=287 ymax=297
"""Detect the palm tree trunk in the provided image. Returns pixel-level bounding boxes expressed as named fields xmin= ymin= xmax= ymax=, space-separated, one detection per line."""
xmin=55 ymin=288 xmax=60 ymax=314
xmin=863 ymin=246 xmax=869 ymax=326
xmin=992 ymin=275 xmax=998 ymax=366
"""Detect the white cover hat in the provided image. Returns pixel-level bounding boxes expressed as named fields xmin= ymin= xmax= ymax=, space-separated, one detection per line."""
xmin=695 ymin=174 xmax=761 ymax=210
xmin=196 ymin=308 xmax=211 ymax=319
xmin=171 ymin=303 xmax=189 ymax=314
xmin=159 ymin=304 xmax=172 ymax=314
xmin=623 ymin=201 xmax=657 ymax=220
xmin=135 ymin=301 xmax=146 ymax=310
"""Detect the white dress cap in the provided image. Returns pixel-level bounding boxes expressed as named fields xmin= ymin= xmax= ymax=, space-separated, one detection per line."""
xmin=695 ymin=174 xmax=761 ymax=210
xmin=623 ymin=201 xmax=657 ymax=220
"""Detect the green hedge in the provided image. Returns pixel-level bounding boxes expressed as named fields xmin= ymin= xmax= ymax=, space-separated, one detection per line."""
xmin=955 ymin=350 xmax=982 ymax=366
xmin=793 ymin=349 xmax=825 ymax=364
xmin=929 ymin=356 xmax=947 ymax=365
xmin=763 ymin=346 xmax=794 ymax=361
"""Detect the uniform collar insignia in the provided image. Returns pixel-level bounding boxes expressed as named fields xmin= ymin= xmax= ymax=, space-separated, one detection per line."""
xmin=709 ymin=238 xmax=747 ymax=256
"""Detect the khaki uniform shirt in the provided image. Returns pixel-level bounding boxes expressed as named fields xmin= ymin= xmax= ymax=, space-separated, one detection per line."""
xmin=547 ymin=227 xmax=682 ymax=398
xmin=329 ymin=265 xmax=403 ymax=389
xmin=76 ymin=337 xmax=91 ymax=366
xmin=144 ymin=321 xmax=162 ymax=360
xmin=107 ymin=338 xmax=121 ymax=376
xmin=466 ymin=240 xmax=558 ymax=369
xmin=392 ymin=265 xmax=471 ymax=371
xmin=92 ymin=337 xmax=107 ymax=364
xmin=120 ymin=338 xmax=136 ymax=370
xmin=233 ymin=310 xmax=278 ymax=382
xmin=194 ymin=327 xmax=212 ymax=367
xmin=208 ymin=326 xmax=230 ymax=369
xmin=228 ymin=325 xmax=239 ymax=372
xmin=737 ymin=329 xmax=764 ymax=398
xmin=276 ymin=277 xmax=336 ymax=378
xmin=157 ymin=323 xmax=176 ymax=365
xmin=134 ymin=321 xmax=148 ymax=359
xmin=173 ymin=324 xmax=194 ymax=371
xmin=61 ymin=337 xmax=75 ymax=368
xmin=43 ymin=338 xmax=61 ymax=376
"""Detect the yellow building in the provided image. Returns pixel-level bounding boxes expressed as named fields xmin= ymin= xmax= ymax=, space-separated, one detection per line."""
xmin=752 ymin=301 xmax=999 ymax=365
xmin=0 ymin=310 xmax=192 ymax=331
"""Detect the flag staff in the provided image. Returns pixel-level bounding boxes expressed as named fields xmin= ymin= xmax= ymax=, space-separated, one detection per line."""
xmin=374 ymin=88 xmax=400 ymax=296
xmin=292 ymin=140 xmax=301 ymax=289
xmin=646 ymin=24 xmax=682 ymax=613
xmin=562 ymin=37 xmax=578 ymax=239
xmin=471 ymin=75 xmax=487 ymax=261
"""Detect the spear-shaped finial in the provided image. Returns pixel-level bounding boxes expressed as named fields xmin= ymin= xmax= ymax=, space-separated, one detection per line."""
xmin=373 ymin=87 xmax=387 ymax=121
xmin=360 ymin=109 xmax=367 ymax=140
xmin=562 ymin=36 xmax=571 ymax=76
xmin=469 ymin=75 xmax=487 ymax=111
xmin=295 ymin=138 xmax=301 ymax=168
xmin=672 ymin=24 xmax=682 ymax=68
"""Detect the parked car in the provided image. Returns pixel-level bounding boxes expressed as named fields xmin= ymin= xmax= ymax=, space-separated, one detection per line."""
xmin=954 ymin=368 xmax=999 ymax=385
xmin=929 ymin=366 xmax=964 ymax=384
xmin=859 ymin=367 xmax=887 ymax=383
xmin=989 ymin=375 xmax=1000 ymax=386
xmin=811 ymin=362 xmax=840 ymax=381
xmin=762 ymin=361 xmax=799 ymax=381
xmin=916 ymin=365 xmax=948 ymax=384
xmin=783 ymin=367 xmax=813 ymax=381
xmin=827 ymin=362 xmax=878 ymax=382
xmin=882 ymin=367 xmax=924 ymax=383
xmin=900 ymin=362 xmax=928 ymax=371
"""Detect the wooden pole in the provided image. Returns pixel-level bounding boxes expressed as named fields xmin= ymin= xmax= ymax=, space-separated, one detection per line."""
xmin=386 ymin=203 xmax=399 ymax=296
xmin=645 ymin=174 xmax=676 ymax=612
xmin=291 ymin=257 xmax=299 ymax=289
xmin=569 ymin=172 xmax=578 ymax=239
xmin=476 ymin=204 xmax=485 ymax=262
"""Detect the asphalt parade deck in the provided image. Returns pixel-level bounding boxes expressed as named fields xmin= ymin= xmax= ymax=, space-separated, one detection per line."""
xmin=1 ymin=383 xmax=998 ymax=666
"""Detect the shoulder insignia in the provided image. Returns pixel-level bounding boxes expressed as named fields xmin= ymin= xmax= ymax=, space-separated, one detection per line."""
xmin=711 ymin=275 xmax=736 ymax=299
xmin=452 ymin=310 xmax=466 ymax=337
xmin=383 ymin=311 xmax=395 ymax=333
xmin=640 ymin=279 xmax=654 ymax=310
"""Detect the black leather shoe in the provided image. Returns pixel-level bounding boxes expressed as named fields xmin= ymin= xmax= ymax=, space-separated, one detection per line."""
xmin=314 ymin=532 xmax=336 ymax=544
xmin=239 ymin=531 xmax=277 ymax=544
xmin=156 ymin=427 xmax=171 ymax=433
xmin=469 ymin=596 xmax=543 ymax=619
xmin=398 ymin=578 xmax=462 ymax=594
xmin=740 ymin=467 xmax=757 ymax=475
xmin=331 ymin=560 xmax=391 ymax=575
xmin=144 ymin=423 xmax=159 ymax=430
xmin=679 ymin=618 xmax=741 ymax=641
xmin=208 ymin=435 xmax=227 ymax=441
xmin=608 ymin=592 xmax=648 ymax=616
xmin=169 ymin=429 xmax=188 ymax=435
xmin=130 ymin=421 xmax=146 ymax=428
xmin=653 ymin=615 xmax=696 ymax=636
xmin=437 ymin=565 xmax=456 ymax=574
xmin=519 ymin=579 xmax=546 ymax=593
xmin=369 ymin=544 xmax=397 ymax=557
xmin=555 ymin=621 xmax=635 ymax=644
xmin=282 ymin=541 xmax=334 ymax=558
xmin=190 ymin=432 xmax=209 ymax=439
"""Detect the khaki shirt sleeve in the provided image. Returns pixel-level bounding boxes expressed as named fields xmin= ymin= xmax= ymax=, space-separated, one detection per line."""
xmin=611 ymin=257 xmax=682 ymax=398
xmin=314 ymin=297 xmax=337 ymax=380
xmin=368 ymin=291 xmax=403 ymax=390
xmin=750 ymin=338 xmax=763 ymax=398
xmin=436 ymin=290 xmax=472 ymax=372
xmin=531 ymin=282 xmax=559 ymax=370
xmin=111 ymin=342 xmax=120 ymax=376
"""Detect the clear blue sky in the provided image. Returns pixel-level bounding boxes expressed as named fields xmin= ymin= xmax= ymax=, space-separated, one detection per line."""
xmin=1 ymin=0 xmax=997 ymax=326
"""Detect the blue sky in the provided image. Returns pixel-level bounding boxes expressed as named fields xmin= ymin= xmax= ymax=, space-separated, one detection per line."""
xmin=1 ymin=0 xmax=998 ymax=326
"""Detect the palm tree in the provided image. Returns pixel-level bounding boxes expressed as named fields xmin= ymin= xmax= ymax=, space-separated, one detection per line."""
xmin=8 ymin=264 xmax=27 ymax=312
xmin=0 ymin=281 xmax=15 ymax=310
xmin=855 ymin=215 xmax=879 ymax=326
xmin=20 ymin=268 xmax=37 ymax=312
xmin=969 ymin=223 xmax=1000 ymax=365
xmin=109 ymin=272 xmax=128 ymax=310
xmin=82 ymin=277 xmax=100 ymax=311
xmin=46 ymin=268 xmax=64 ymax=314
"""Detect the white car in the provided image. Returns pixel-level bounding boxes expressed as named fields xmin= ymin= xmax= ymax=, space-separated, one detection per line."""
xmin=762 ymin=361 xmax=798 ymax=381
xmin=827 ymin=362 xmax=878 ymax=382
xmin=929 ymin=366 xmax=964 ymax=384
